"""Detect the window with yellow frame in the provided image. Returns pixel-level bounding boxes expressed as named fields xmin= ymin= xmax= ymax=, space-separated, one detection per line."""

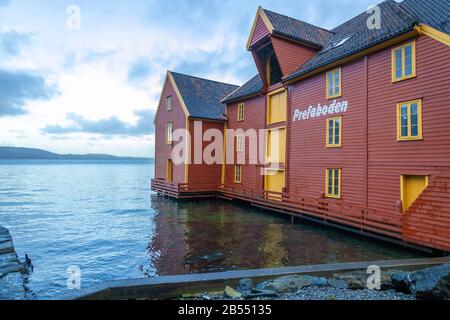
xmin=166 ymin=96 xmax=172 ymax=111
xmin=392 ymin=42 xmax=416 ymax=82
xmin=266 ymin=127 xmax=286 ymax=164
xmin=234 ymin=165 xmax=242 ymax=183
xmin=397 ymin=99 xmax=422 ymax=141
xmin=326 ymin=116 xmax=342 ymax=148
xmin=236 ymin=134 xmax=244 ymax=152
xmin=326 ymin=68 xmax=342 ymax=99
xmin=166 ymin=122 xmax=173 ymax=144
xmin=237 ymin=103 xmax=245 ymax=122
xmin=326 ymin=168 xmax=341 ymax=199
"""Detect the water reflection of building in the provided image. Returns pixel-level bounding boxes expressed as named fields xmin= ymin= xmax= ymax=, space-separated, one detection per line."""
xmin=149 ymin=197 xmax=420 ymax=275
xmin=149 ymin=196 xmax=190 ymax=275
xmin=149 ymin=198 xmax=296 ymax=275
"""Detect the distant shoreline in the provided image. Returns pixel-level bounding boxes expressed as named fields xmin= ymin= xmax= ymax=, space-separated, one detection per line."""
xmin=0 ymin=158 xmax=153 ymax=161
xmin=0 ymin=147 xmax=153 ymax=161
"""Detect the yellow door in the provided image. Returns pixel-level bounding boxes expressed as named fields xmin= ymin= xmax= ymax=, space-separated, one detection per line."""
xmin=167 ymin=160 xmax=173 ymax=182
xmin=268 ymin=91 xmax=287 ymax=125
xmin=267 ymin=128 xmax=286 ymax=164
xmin=401 ymin=175 xmax=428 ymax=212
xmin=265 ymin=170 xmax=285 ymax=200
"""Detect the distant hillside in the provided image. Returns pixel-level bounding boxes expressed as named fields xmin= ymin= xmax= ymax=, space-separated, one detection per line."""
xmin=0 ymin=147 xmax=153 ymax=161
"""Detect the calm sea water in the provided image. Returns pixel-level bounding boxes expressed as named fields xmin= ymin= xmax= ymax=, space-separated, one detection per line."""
xmin=0 ymin=160 xmax=425 ymax=299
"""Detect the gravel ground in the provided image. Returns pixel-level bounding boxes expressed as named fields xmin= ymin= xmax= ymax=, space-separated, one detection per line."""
xmin=274 ymin=287 xmax=415 ymax=301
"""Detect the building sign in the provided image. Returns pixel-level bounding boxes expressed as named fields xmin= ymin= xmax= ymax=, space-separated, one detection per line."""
xmin=293 ymin=100 xmax=349 ymax=122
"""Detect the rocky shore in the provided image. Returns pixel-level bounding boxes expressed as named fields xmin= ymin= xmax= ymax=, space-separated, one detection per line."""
xmin=182 ymin=258 xmax=450 ymax=301
xmin=0 ymin=227 xmax=26 ymax=300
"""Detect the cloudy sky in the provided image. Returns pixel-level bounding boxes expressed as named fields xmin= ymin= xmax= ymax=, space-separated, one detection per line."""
xmin=0 ymin=0 xmax=378 ymax=157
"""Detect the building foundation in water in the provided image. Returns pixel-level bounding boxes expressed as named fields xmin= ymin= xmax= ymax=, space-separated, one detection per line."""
xmin=152 ymin=1 xmax=450 ymax=253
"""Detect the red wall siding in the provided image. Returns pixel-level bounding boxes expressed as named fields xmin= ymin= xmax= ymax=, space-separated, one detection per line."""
xmin=288 ymin=59 xmax=366 ymax=203
xmin=188 ymin=119 xmax=224 ymax=191
xmin=155 ymin=79 xmax=186 ymax=184
xmin=225 ymin=95 xmax=266 ymax=190
xmin=367 ymin=35 xmax=450 ymax=212
xmin=271 ymin=36 xmax=317 ymax=76
xmin=250 ymin=15 xmax=270 ymax=48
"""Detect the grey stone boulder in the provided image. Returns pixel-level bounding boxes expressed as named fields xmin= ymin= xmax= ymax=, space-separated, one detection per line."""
xmin=0 ymin=241 xmax=15 ymax=255
xmin=412 ymin=264 xmax=450 ymax=300
xmin=242 ymin=289 xmax=278 ymax=299
xmin=327 ymin=278 xmax=349 ymax=289
xmin=303 ymin=275 xmax=328 ymax=287
xmin=236 ymin=278 xmax=254 ymax=293
xmin=224 ymin=286 xmax=243 ymax=299
xmin=391 ymin=271 xmax=414 ymax=294
xmin=333 ymin=271 xmax=366 ymax=290
xmin=256 ymin=275 xmax=327 ymax=294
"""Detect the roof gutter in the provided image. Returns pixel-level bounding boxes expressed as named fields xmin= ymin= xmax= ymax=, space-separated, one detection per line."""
xmin=221 ymin=90 xmax=262 ymax=105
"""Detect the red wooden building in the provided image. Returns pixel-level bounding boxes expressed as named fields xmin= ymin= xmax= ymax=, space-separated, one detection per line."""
xmin=153 ymin=0 xmax=450 ymax=252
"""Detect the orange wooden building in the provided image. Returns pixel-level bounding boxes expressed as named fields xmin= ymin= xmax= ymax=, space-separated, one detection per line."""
xmin=153 ymin=0 xmax=450 ymax=252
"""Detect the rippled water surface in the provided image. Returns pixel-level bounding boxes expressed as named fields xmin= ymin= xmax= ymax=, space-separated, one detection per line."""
xmin=0 ymin=160 xmax=425 ymax=299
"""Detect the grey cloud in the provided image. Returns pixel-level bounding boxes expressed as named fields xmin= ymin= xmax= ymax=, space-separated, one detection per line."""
xmin=0 ymin=69 xmax=58 ymax=117
xmin=0 ymin=31 xmax=32 ymax=57
xmin=43 ymin=109 xmax=155 ymax=137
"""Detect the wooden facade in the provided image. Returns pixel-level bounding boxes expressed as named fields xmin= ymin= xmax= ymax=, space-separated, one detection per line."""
xmin=153 ymin=2 xmax=450 ymax=252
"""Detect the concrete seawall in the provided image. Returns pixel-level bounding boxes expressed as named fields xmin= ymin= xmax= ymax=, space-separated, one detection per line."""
xmin=0 ymin=227 xmax=26 ymax=300
xmin=60 ymin=257 xmax=448 ymax=300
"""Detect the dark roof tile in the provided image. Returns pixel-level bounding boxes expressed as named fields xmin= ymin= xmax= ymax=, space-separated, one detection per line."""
xmin=401 ymin=0 xmax=450 ymax=34
xmin=263 ymin=8 xmax=334 ymax=47
xmin=221 ymin=74 xmax=263 ymax=104
xmin=171 ymin=72 xmax=238 ymax=120
xmin=285 ymin=0 xmax=418 ymax=82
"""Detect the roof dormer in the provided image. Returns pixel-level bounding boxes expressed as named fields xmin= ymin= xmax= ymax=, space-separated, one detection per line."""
xmin=246 ymin=7 xmax=334 ymax=88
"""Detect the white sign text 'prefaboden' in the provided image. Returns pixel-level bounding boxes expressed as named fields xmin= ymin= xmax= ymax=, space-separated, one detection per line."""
xmin=293 ymin=100 xmax=349 ymax=122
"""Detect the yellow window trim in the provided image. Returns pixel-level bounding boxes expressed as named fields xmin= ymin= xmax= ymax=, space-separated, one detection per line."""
xmin=326 ymin=67 xmax=342 ymax=99
xmin=165 ymin=122 xmax=173 ymax=145
xmin=326 ymin=116 xmax=342 ymax=148
xmin=264 ymin=168 xmax=286 ymax=173
xmin=221 ymin=123 xmax=227 ymax=185
xmin=267 ymin=87 xmax=286 ymax=96
xmin=266 ymin=52 xmax=272 ymax=85
xmin=167 ymin=159 xmax=173 ymax=182
xmin=396 ymin=99 xmax=423 ymax=141
xmin=265 ymin=126 xmax=287 ymax=165
xmin=236 ymin=134 xmax=244 ymax=152
xmin=325 ymin=168 xmax=342 ymax=199
xmin=391 ymin=41 xmax=416 ymax=83
xmin=237 ymin=103 xmax=245 ymax=122
xmin=166 ymin=96 xmax=172 ymax=111
xmin=267 ymin=89 xmax=287 ymax=126
xmin=234 ymin=165 xmax=242 ymax=184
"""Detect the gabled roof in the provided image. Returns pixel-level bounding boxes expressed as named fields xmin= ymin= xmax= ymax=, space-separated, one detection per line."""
xmin=262 ymin=9 xmax=334 ymax=48
xmin=226 ymin=0 xmax=449 ymax=104
xmin=285 ymin=0 xmax=450 ymax=83
xmin=401 ymin=0 xmax=450 ymax=35
xmin=170 ymin=72 xmax=238 ymax=120
xmin=246 ymin=6 xmax=333 ymax=49
xmin=221 ymin=74 xmax=263 ymax=104
xmin=285 ymin=0 xmax=418 ymax=82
